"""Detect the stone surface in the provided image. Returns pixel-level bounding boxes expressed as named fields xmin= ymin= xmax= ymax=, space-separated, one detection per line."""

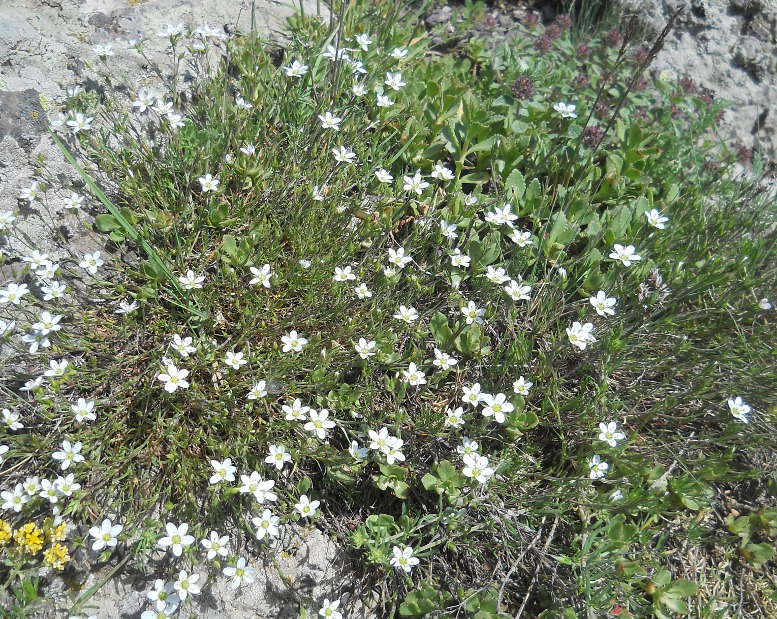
xmin=615 ymin=0 xmax=777 ymax=163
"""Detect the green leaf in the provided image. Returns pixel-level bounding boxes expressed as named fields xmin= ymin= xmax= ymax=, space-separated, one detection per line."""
xmin=430 ymin=312 xmax=454 ymax=347
xmin=504 ymin=169 xmax=526 ymax=200
xmin=665 ymin=580 xmax=698 ymax=597
xmin=94 ymin=213 xmax=122 ymax=232
xmin=297 ymin=476 xmax=312 ymax=495
xmin=547 ymin=212 xmax=578 ymax=247
xmin=421 ymin=473 xmax=439 ymax=492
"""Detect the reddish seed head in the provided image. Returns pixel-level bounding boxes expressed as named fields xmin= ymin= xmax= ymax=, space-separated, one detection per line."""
xmin=603 ymin=29 xmax=622 ymax=47
xmin=545 ymin=23 xmax=562 ymax=40
xmin=512 ymin=75 xmax=535 ymax=100
xmin=555 ymin=14 xmax=572 ymax=31
xmin=533 ymin=34 xmax=553 ymax=54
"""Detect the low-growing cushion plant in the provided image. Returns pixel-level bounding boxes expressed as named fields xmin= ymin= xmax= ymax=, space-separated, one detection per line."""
xmin=1 ymin=1 xmax=776 ymax=617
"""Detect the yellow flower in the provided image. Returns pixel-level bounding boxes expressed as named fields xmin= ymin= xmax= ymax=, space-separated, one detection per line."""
xmin=46 ymin=521 xmax=67 ymax=543
xmin=43 ymin=543 xmax=70 ymax=570
xmin=13 ymin=522 xmax=44 ymax=554
xmin=0 ymin=519 xmax=12 ymax=546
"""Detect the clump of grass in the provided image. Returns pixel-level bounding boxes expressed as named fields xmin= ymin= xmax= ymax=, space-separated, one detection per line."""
xmin=1 ymin=1 xmax=776 ymax=617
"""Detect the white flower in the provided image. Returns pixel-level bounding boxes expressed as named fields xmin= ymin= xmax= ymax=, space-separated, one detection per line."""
xmin=52 ymin=440 xmax=84 ymax=470
xmin=388 ymin=246 xmax=413 ymax=269
xmin=480 ymin=393 xmax=514 ymax=424
xmin=248 ymin=381 xmax=268 ymax=400
xmin=79 ymin=252 xmax=104 ymax=275
xmin=318 ymin=111 xmax=342 ymax=131
xmin=312 ymin=185 xmax=326 ymax=201
xmin=758 ymin=298 xmax=772 ymax=310
xmin=19 ymin=181 xmax=42 ymax=202
xmin=353 ymin=33 xmax=372 ymax=51
xmin=333 ymin=266 xmax=356 ymax=282
xmin=249 ymin=263 xmax=274 ymax=288
xmin=331 ymin=146 xmax=357 ymax=164
xmin=23 ymin=250 xmax=50 ymax=270
xmin=235 ymin=95 xmax=253 ymax=110
xmin=265 ymin=445 xmax=292 ymax=470
xmin=449 ymin=249 xmax=471 ymax=268
xmin=283 ymin=399 xmax=310 ymax=422
xmin=166 ymin=113 xmax=185 ymax=130
xmin=394 ymin=305 xmax=419 ymax=324
xmin=115 ymin=299 xmax=139 ymax=314
xmin=173 ymin=570 xmax=201 ymax=600
xmin=385 ymin=439 xmax=405 ymax=465
xmin=402 ymin=362 xmax=427 ymax=386
xmin=509 ymin=229 xmax=533 ymax=247
xmin=376 ymin=94 xmax=394 ymax=108
xmin=598 ymin=421 xmax=626 ymax=447
xmin=504 ymin=279 xmax=532 ymax=302
xmin=252 ymin=509 xmax=280 ymax=540
xmin=609 ymin=244 xmax=641 ymax=267
xmin=154 ymin=100 xmax=174 ymax=116
xmin=133 ymin=88 xmax=158 ymax=113
xmin=352 ymin=82 xmax=368 ymax=96
xmin=461 ymin=301 xmax=485 ymax=325
xmin=147 ymin=579 xmax=180 ymax=611
xmin=89 ymin=518 xmax=123 ymax=551
xmin=384 ymin=71 xmax=406 ymax=91
xmin=240 ymin=143 xmax=256 ymax=156
xmin=238 ymin=472 xmax=277 ymax=503
xmin=72 ymin=398 xmax=96 ymax=423
xmin=566 ymin=321 xmax=596 ymax=350
xmin=322 ymin=45 xmax=349 ymax=62
xmin=440 ymin=220 xmax=458 ymax=240
xmin=390 ymin=546 xmax=419 ymax=572
xmin=41 ymin=478 xmax=64 ymax=504
xmin=170 ymin=334 xmax=196 ymax=357
xmin=390 ymin=47 xmax=409 ymax=59
xmin=295 ymin=494 xmax=320 ymax=518
xmin=283 ymin=59 xmax=309 ymax=78
xmin=22 ymin=330 xmax=50 ymax=353
xmin=403 ymin=170 xmax=429 ymax=195
xmin=513 ymin=376 xmax=533 ymax=396
xmin=319 ymin=598 xmax=343 ymax=619
xmin=588 ymin=455 xmax=609 ymax=479
xmin=375 ymin=168 xmax=393 ymax=184
xmin=645 ymin=209 xmax=668 ymax=230
xmin=299 ymin=259 xmax=312 ymax=268
xmin=553 ymin=102 xmax=577 ymax=118
xmin=431 ymin=162 xmax=454 ymax=181
xmin=354 ymin=283 xmax=372 ymax=299
xmin=348 ymin=440 xmax=369 ymax=460
xmin=177 ymin=270 xmax=205 ymax=290
xmin=157 ymin=22 xmax=184 ymax=38
xmin=53 ymin=473 xmax=80 ymax=497
xmin=0 ymin=283 xmax=29 ymax=305
xmin=93 ymin=43 xmax=114 ymax=56
xmin=485 ymin=204 xmax=518 ymax=227
xmin=157 ymin=364 xmax=190 ymax=393
xmin=444 ymin=406 xmax=465 ymax=428
xmin=0 ymin=210 xmax=17 ymax=232
xmin=35 ymin=262 xmax=60 ymax=280
xmin=462 ymin=453 xmax=495 ymax=484
xmin=198 ymin=174 xmax=219 ymax=192
xmin=44 ymin=359 xmax=68 ymax=377
xmin=589 ymin=291 xmax=617 ymax=316
xmin=281 ymin=330 xmax=307 ymax=353
xmin=354 ymin=338 xmax=376 ymax=359
xmin=223 ymin=557 xmax=256 ymax=589
xmin=31 ymin=312 xmax=62 ymax=336
xmin=3 ymin=409 xmax=22 ymax=432
xmin=728 ymin=397 xmax=751 ymax=424
xmin=209 ymin=458 xmax=237 ymax=485
xmin=0 ymin=444 xmax=9 ymax=465
xmin=433 ymin=348 xmax=458 ymax=370
xmin=158 ymin=523 xmax=195 ymax=557
xmin=304 ymin=409 xmax=336 ymax=439
xmin=462 ymin=384 xmax=483 ymax=407
xmin=1 ymin=484 xmax=30 ymax=512
xmin=485 ymin=266 xmax=510 ymax=284
xmin=67 ymin=112 xmax=93 ymax=134
xmin=224 ymin=351 xmax=247 ymax=370
xmin=368 ymin=427 xmax=394 ymax=453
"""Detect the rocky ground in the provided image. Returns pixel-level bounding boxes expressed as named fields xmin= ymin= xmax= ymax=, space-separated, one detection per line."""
xmin=1 ymin=0 xmax=776 ymax=617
